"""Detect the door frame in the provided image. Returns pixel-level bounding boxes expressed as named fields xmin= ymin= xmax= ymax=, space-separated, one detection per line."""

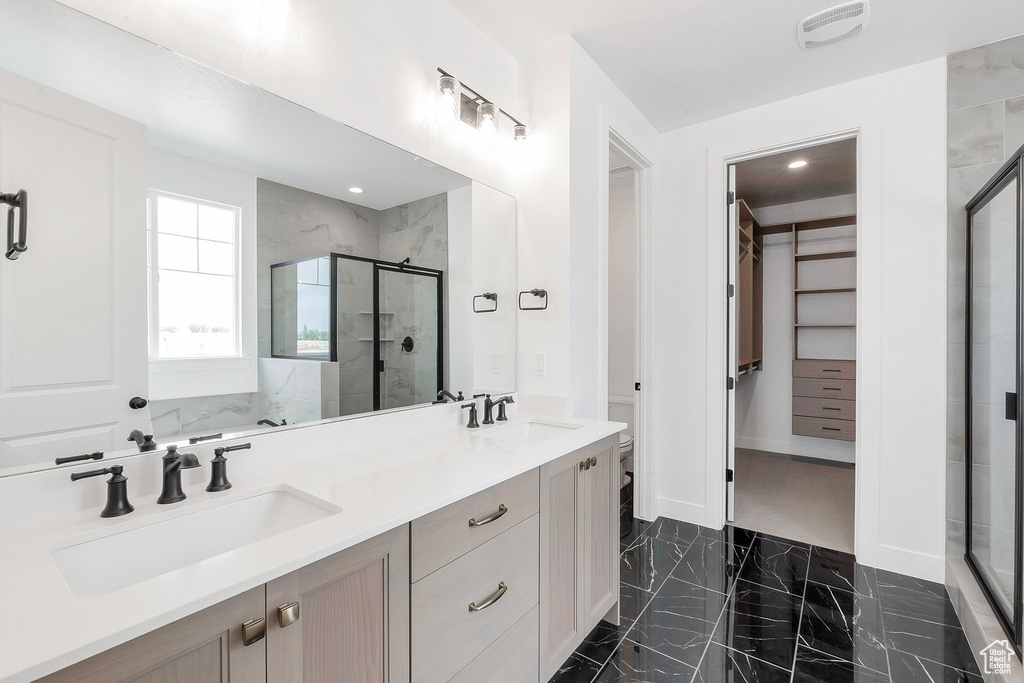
xmin=712 ymin=124 xmax=868 ymax=558
xmin=601 ymin=127 xmax=654 ymax=522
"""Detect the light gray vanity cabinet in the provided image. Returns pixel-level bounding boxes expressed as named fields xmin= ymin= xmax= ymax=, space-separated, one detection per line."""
xmin=39 ymin=586 xmax=267 ymax=683
xmin=411 ymin=469 xmax=541 ymax=682
xmin=42 ymin=526 xmax=409 ymax=683
xmin=539 ymin=435 xmax=619 ymax=680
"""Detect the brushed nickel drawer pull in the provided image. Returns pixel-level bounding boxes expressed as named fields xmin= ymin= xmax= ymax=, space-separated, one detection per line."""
xmin=579 ymin=461 xmax=585 ymax=470
xmin=277 ymin=601 xmax=300 ymax=628
xmin=469 ymin=582 xmax=507 ymax=612
xmin=822 ymin=427 xmax=841 ymax=432
xmin=584 ymin=459 xmax=592 ymax=471
xmin=469 ymin=504 xmax=508 ymax=527
xmin=241 ymin=617 xmax=266 ymax=646
xmin=589 ymin=457 xmax=597 ymax=467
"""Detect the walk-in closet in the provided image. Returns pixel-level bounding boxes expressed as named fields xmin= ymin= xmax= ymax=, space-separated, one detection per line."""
xmin=728 ymin=138 xmax=858 ymax=552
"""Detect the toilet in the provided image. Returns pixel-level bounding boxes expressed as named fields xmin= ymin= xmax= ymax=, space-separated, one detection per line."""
xmin=619 ymin=433 xmax=634 ymax=488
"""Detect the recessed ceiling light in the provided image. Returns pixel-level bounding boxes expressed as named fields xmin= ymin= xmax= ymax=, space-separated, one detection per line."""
xmin=348 ymin=187 xmax=364 ymax=194
xmin=788 ymin=160 xmax=808 ymax=169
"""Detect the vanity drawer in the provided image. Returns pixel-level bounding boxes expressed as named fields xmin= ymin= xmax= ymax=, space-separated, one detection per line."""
xmin=793 ymin=377 xmax=856 ymax=400
xmin=793 ymin=359 xmax=856 ymax=380
xmin=450 ymin=605 xmax=539 ymax=683
xmin=412 ymin=469 xmax=538 ymax=582
xmin=793 ymin=397 xmax=855 ymax=421
xmin=412 ymin=516 xmax=540 ymax=683
xmin=793 ymin=416 xmax=855 ymax=441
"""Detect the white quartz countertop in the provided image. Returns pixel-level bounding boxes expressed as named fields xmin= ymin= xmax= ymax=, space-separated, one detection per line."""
xmin=0 ymin=415 xmax=624 ymax=682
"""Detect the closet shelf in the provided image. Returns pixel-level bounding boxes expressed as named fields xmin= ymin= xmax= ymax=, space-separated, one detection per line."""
xmin=795 ymin=249 xmax=856 ymax=262
xmin=795 ymin=287 xmax=856 ymax=295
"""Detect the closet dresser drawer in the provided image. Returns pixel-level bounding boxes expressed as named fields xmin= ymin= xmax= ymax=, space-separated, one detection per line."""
xmin=450 ymin=605 xmax=539 ymax=683
xmin=793 ymin=396 xmax=855 ymax=421
xmin=793 ymin=416 xmax=855 ymax=441
xmin=412 ymin=469 xmax=539 ymax=582
xmin=793 ymin=378 xmax=855 ymax=401
xmin=793 ymin=359 xmax=856 ymax=380
xmin=412 ymin=516 xmax=540 ymax=682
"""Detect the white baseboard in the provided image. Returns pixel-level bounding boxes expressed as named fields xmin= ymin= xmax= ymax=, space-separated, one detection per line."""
xmin=735 ymin=436 xmax=855 ymax=464
xmin=656 ymin=497 xmax=709 ymax=528
xmin=876 ymin=543 xmax=945 ymax=583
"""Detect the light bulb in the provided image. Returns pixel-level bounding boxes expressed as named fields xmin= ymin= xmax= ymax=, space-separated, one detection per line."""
xmin=437 ymin=75 xmax=461 ymax=127
xmin=513 ymin=124 xmax=528 ymax=142
xmin=477 ymin=102 xmax=499 ymax=142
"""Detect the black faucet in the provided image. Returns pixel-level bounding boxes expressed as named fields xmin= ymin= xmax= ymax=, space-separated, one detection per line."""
xmin=126 ymin=429 xmax=158 ymax=452
xmin=188 ymin=432 xmax=223 ymax=445
xmin=157 ymin=445 xmax=201 ymax=504
xmin=433 ymin=389 xmax=465 ymax=404
xmin=207 ymin=443 xmax=251 ymax=492
xmin=462 ymin=402 xmax=480 ymax=428
xmin=489 ymin=395 xmax=515 ymax=422
xmin=71 ymin=465 xmax=134 ymax=518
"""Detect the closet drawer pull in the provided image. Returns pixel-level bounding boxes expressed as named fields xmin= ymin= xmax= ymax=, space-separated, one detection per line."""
xmin=469 ymin=582 xmax=507 ymax=612
xmin=823 ymin=387 xmax=841 ymax=391
xmin=822 ymin=368 xmax=842 ymax=373
xmin=822 ymin=427 xmax=841 ymax=432
xmin=241 ymin=617 xmax=266 ymax=646
xmin=469 ymin=504 xmax=508 ymax=527
xmin=822 ymin=406 xmax=841 ymax=411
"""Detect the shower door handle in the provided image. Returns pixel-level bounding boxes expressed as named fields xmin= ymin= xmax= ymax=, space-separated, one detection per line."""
xmin=1006 ymin=392 xmax=1017 ymax=421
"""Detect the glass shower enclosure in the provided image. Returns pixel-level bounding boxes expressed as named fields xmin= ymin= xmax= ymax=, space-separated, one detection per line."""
xmin=271 ymin=253 xmax=443 ymax=414
xmin=965 ymin=145 xmax=1024 ymax=653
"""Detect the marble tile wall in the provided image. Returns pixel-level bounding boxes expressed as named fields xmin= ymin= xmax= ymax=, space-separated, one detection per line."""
xmin=946 ymin=32 xmax=1024 ymax=658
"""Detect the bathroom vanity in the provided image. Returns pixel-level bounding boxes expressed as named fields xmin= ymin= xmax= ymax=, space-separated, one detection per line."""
xmin=0 ymin=413 xmax=621 ymax=682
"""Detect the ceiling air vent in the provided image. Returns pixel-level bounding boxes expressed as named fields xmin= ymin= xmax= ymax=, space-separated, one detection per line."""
xmin=797 ymin=1 xmax=869 ymax=49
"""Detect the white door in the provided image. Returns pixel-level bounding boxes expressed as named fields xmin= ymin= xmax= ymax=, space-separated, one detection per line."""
xmin=726 ymin=166 xmax=738 ymax=522
xmin=0 ymin=66 xmax=149 ymax=471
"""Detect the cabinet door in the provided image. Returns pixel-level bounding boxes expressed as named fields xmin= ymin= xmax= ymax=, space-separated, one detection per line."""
xmin=40 ymin=587 xmax=266 ymax=683
xmin=0 ymin=66 xmax=149 ymax=471
xmin=266 ymin=525 xmax=410 ymax=683
xmin=539 ymin=450 xmax=584 ymax=680
xmin=583 ymin=438 xmax=619 ymax=628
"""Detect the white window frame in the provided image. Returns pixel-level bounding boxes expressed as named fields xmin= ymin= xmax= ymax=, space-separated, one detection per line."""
xmin=147 ymin=188 xmax=244 ymax=369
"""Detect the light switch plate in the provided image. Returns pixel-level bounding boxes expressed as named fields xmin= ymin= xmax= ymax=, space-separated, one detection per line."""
xmin=491 ymin=352 xmax=502 ymax=373
xmin=533 ymin=353 xmax=547 ymax=377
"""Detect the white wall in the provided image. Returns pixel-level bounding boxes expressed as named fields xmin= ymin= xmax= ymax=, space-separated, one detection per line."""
xmin=654 ymin=59 xmax=948 ymax=581
xmin=608 ymin=182 xmax=636 ymax=402
xmin=736 ymin=195 xmax=856 ymax=462
xmin=147 ymin=147 xmax=258 ymax=399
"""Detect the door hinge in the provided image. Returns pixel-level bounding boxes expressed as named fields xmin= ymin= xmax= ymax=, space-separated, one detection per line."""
xmin=376 ymin=359 xmax=385 ymax=373
xmin=635 ymin=382 xmax=641 ymax=391
xmin=727 ymin=377 xmax=734 ymax=390
xmin=726 ymin=468 xmax=734 ymax=483
xmin=727 ymin=284 xmax=734 ymax=297
xmin=1006 ymin=392 xmax=1018 ymax=421
xmin=727 ymin=191 xmax=735 ymax=205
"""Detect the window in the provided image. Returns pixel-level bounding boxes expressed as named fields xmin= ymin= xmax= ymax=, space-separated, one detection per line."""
xmin=147 ymin=191 xmax=241 ymax=359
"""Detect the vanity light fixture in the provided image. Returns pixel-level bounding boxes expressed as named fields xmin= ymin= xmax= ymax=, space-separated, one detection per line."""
xmin=436 ymin=68 xmax=527 ymax=142
xmin=348 ymin=187 xmax=364 ymax=194
xmin=788 ymin=160 xmax=808 ymax=169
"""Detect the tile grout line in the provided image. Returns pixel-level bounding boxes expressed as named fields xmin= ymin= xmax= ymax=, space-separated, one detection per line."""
xmin=788 ymin=543 xmax=813 ymax=683
xmin=686 ymin=530 xmax=759 ymax=683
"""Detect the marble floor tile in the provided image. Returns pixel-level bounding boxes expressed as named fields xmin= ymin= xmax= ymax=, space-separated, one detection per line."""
xmin=621 ymin=535 xmax=686 ymax=593
xmin=645 ymin=517 xmax=701 ymax=548
xmin=621 ymin=518 xmax=651 ymax=551
xmin=806 ymin=546 xmax=871 ymax=595
xmin=876 ymin=570 xmax=962 ymax=628
xmin=798 ymin=582 xmax=888 ymax=675
xmin=594 ymin=640 xmax=695 ymax=682
xmin=670 ymin=535 xmax=741 ymax=595
xmin=577 ymin=620 xmax=632 ymax=668
xmin=792 ymin=646 xmax=891 ymax=683
xmin=714 ymin=579 xmax=802 ymax=670
xmin=882 ymin=612 xmax=982 ymax=677
xmin=739 ymin=536 xmax=810 ymax=595
xmin=630 ymin=577 xmax=725 ymax=669
xmin=549 ymin=652 xmax=604 ymax=683
xmin=887 ymin=647 xmax=984 ymax=683
xmin=620 ymin=582 xmax=656 ymax=624
xmin=693 ymin=642 xmax=791 ymax=683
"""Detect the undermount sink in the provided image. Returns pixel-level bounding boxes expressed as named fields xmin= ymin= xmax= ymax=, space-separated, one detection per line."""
xmin=51 ymin=486 xmax=340 ymax=598
xmin=475 ymin=419 xmax=580 ymax=446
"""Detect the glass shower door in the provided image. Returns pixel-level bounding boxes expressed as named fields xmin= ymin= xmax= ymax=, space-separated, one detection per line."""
xmin=374 ymin=264 xmax=443 ymax=410
xmin=966 ymin=161 xmax=1023 ymax=648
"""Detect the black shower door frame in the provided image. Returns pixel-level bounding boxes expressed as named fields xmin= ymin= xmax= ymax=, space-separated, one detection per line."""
xmin=964 ymin=142 xmax=1024 ymax=654
xmin=371 ymin=261 xmax=444 ymax=411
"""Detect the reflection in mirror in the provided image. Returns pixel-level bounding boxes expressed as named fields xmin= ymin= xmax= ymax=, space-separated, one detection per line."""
xmin=0 ymin=0 xmax=516 ymax=475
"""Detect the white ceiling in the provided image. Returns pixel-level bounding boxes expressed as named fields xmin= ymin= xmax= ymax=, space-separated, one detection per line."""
xmin=736 ymin=138 xmax=857 ymax=207
xmin=448 ymin=0 xmax=1024 ymax=132
xmin=0 ymin=0 xmax=470 ymax=210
